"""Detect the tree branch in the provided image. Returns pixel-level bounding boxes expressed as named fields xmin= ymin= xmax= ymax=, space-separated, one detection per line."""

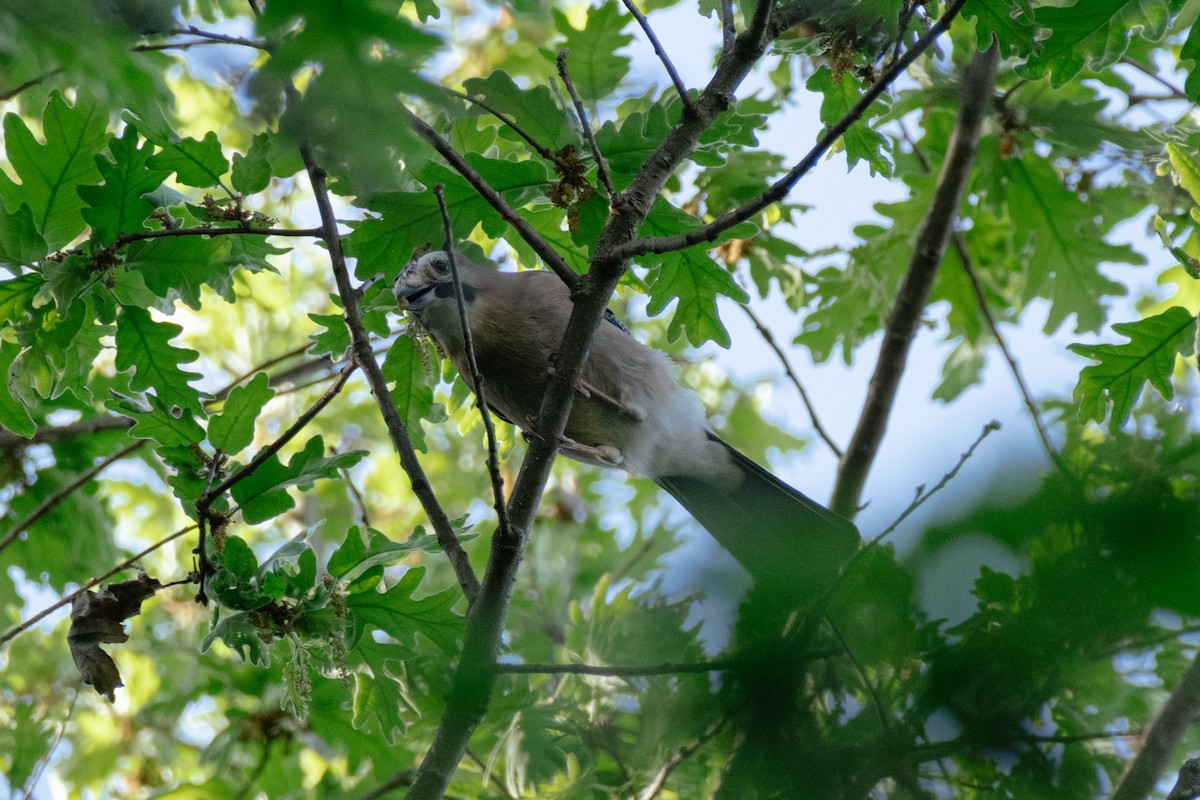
xmin=433 ymin=186 xmax=511 ymax=538
xmin=613 ymin=0 xmax=972 ymax=261
xmin=495 ymin=658 xmax=743 ymax=677
xmin=295 ymin=140 xmax=480 ymax=603
xmin=0 ymin=442 xmax=146 ymax=557
xmin=557 ymin=50 xmax=616 ymax=198
xmin=1113 ymin=653 xmax=1200 ymax=800
xmin=617 ymin=0 xmax=695 ymax=115
xmin=0 ymin=524 xmax=196 ymax=645
xmin=404 ymin=108 xmax=579 ymax=290
xmin=0 ymin=416 xmax=133 ymax=450
xmin=738 ymin=302 xmax=842 ymax=458
xmin=637 ymin=717 xmax=727 ymax=800
xmin=830 ymin=40 xmax=999 ymax=518
xmin=445 ymin=88 xmax=557 ymax=162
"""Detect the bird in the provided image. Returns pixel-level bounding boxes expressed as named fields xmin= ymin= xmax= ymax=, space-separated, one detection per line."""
xmin=394 ymin=250 xmax=859 ymax=595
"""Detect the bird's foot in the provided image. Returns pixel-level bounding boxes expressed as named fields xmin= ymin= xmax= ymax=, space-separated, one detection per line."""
xmin=558 ymin=436 xmax=624 ymax=468
xmin=546 ymin=354 xmax=647 ymax=422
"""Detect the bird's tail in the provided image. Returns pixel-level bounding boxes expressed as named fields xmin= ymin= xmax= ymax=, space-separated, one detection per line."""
xmin=654 ymin=435 xmax=859 ymax=599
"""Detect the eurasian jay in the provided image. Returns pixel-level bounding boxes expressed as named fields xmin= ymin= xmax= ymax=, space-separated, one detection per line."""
xmin=394 ymin=250 xmax=859 ymax=592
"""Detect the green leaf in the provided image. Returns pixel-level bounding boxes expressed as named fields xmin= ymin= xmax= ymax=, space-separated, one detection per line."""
xmin=965 ymin=0 xmax=1038 ymax=57
xmin=209 ymin=372 xmax=275 ymax=454
xmin=0 ymin=340 xmax=35 ymax=437
xmin=0 ymin=202 xmax=47 ymax=269
xmin=307 ymin=312 xmax=350 ymax=358
xmin=1068 ymin=306 xmax=1197 ymax=432
xmin=347 ymin=567 xmax=463 ymax=656
xmin=1167 ymin=144 xmax=1200 ymax=207
xmin=112 ymin=391 xmax=205 ymax=448
xmin=114 ymin=305 xmax=205 ymax=414
xmin=78 ymin=127 xmax=171 ymax=245
xmin=352 ymin=638 xmax=418 ymax=743
xmin=461 ymin=70 xmax=578 ymax=150
xmin=1020 ymin=0 xmax=1167 ymax=86
xmin=382 ymin=334 xmax=442 ymax=452
xmin=350 ymin=156 xmax=548 ymax=280
xmin=230 ymin=133 xmax=273 ymax=195
xmin=0 ymin=91 xmax=107 ymax=250
xmin=145 ymin=131 xmax=229 ymax=189
xmin=0 ymin=274 xmax=44 ymax=326
xmin=639 ymin=200 xmax=751 ymax=347
xmin=121 ymin=235 xmax=237 ymax=310
xmin=229 ymin=435 xmax=367 ymax=524
xmin=806 ymin=66 xmax=892 ymax=176
xmin=328 ymin=525 xmax=441 ymax=579
xmin=1002 ymin=154 xmax=1143 ymax=332
xmin=1181 ymin=23 xmax=1200 ymax=104
xmin=201 ymin=612 xmax=271 ymax=666
xmin=219 ymin=535 xmax=259 ymax=581
xmin=550 ymin=4 xmax=633 ymax=100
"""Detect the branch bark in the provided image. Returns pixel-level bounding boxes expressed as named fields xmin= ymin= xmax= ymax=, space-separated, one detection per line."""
xmin=830 ymin=41 xmax=1000 ymax=518
xmin=1113 ymin=653 xmax=1200 ymax=800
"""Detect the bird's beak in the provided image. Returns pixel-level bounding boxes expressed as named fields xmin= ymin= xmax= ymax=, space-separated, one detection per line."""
xmin=394 ymin=271 xmax=435 ymax=312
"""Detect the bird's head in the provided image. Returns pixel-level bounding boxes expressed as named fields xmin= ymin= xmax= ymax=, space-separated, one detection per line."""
xmin=394 ymin=250 xmax=455 ymax=314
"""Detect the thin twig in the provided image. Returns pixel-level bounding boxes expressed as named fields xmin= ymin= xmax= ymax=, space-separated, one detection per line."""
xmin=495 ymin=658 xmax=743 ymax=676
xmin=0 ymin=524 xmax=196 ymax=645
xmin=0 ymin=441 xmax=146 ymax=556
xmin=0 ymin=70 xmax=61 ymax=102
xmin=19 ymin=685 xmax=79 ymax=800
xmin=831 ymin=40 xmax=999 ymax=517
xmin=556 ymin=50 xmax=617 ymax=198
xmin=827 ymin=618 xmax=891 ymax=731
xmin=868 ymin=420 xmax=1000 ymax=548
xmin=165 ymin=25 xmax=272 ymax=51
xmin=198 ymin=363 xmax=357 ymax=509
xmin=637 ymin=717 xmax=727 ymax=800
xmin=1119 ymin=56 xmax=1187 ymax=100
xmin=404 ymin=108 xmax=579 ymax=290
xmin=295 ymin=130 xmax=480 ymax=602
xmin=341 ymin=464 xmax=372 ymax=529
xmin=446 ymin=88 xmax=557 ymax=162
xmin=0 ymin=416 xmax=133 ymax=450
xmin=195 ymin=451 xmax=226 ymax=604
xmin=214 ymin=343 xmax=314 ymax=401
xmin=617 ymin=0 xmax=695 ymax=114
xmin=616 ymin=0 xmax=972 ymax=260
xmin=719 ymin=0 xmax=736 ymax=60
xmin=433 ymin=186 xmax=512 ymax=538
xmin=952 ymin=235 xmax=1069 ymax=475
xmin=465 ymin=749 xmax=518 ymax=800
xmin=737 ymin=303 xmax=842 ymax=458
xmin=358 ymin=770 xmax=415 ymax=800
xmin=112 ymin=225 xmax=324 ymax=249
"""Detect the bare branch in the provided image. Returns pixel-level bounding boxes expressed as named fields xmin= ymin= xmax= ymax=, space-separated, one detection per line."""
xmin=496 ymin=658 xmax=743 ymax=677
xmin=0 ymin=70 xmax=62 ymax=102
xmin=433 ymin=186 xmax=512 ymax=538
xmin=1113 ymin=653 xmax=1200 ymax=800
xmin=163 ymin=25 xmax=272 ymax=50
xmin=0 ymin=523 xmax=196 ymax=645
xmin=556 ymin=50 xmax=617 ymax=198
xmin=952 ymin=235 xmax=1070 ymax=475
xmin=719 ymin=0 xmax=736 ymax=59
xmin=295 ymin=136 xmax=480 ymax=602
xmin=831 ymin=40 xmax=999 ymax=518
xmin=445 ymin=88 xmax=558 ymax=162
xmin=404 ymin=108 xmax=579 ymax=290
xmin=0 ymin=441 xmax=146 ymax=557
xmin=737 ymin=303 xmax=842 ymax=458
xmin=112 ymin=225 xmax=324 ymax=248
xmin=1119 ymin=56 xmax=1188 ymax=101
xmin=614 ymin=0 xmax=972 ymax=261
xmin=0 ymin=416 xmax=133 ymax=450
xmin=198 ymin=363 xmax=357 ymax=509
xmin=617 ymin=0 xmax=695 ymax=114
xmin=637 ymin=717 xmax=727 ymax=800
xmin=867 ymin=421 xmax=1001 ymax=548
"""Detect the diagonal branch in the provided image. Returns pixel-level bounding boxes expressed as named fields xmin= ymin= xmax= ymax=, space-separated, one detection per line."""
xmin=617 ymin=0 xmax=695 ymax=115
xmin=297 ymin=141 xmax=480 ymax=604
xmin=445 ymin=88 xmax=557 ymax=162
xmin=1113 ymin=652 xmax=1200 ymax=800
xmin=738 ymin=303 xmax=842 ymax=458
xmin=404 ymin=108 xmax=579 ymax=290
xmin=613 ymin=0 xmax=972 ymax=261
xmin=433 ymin=186 xmax=512 ymax=538
xmin=830 ymin=40 xmax=999 ymax=518
xmin=637 ymin=716 xmax=728 ymax=800
xmin=0 ymin=441 xmax=146 ymax=557
xmin=556 ymin=50 xmax=617 ymax=198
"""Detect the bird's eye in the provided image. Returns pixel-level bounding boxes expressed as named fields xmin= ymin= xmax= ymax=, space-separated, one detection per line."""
xmin=432 ymin=255 xmax=451 ymax=274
